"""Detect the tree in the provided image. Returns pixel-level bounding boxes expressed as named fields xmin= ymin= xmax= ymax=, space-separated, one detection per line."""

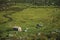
xmin=55 ymin=0 xmax=60 ymax=6
xmin=0 ymin=0 xmax=15 ymax=11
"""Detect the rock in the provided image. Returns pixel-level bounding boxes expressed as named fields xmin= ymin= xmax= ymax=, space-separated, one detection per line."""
xmin=36 ymin=24 xmax=43 ymax=28
xmin=9 ymin=34 xmax=14 ymax=37
xmin=24 ymin=28 xmax=29 ymax=32
xmin=38 ymin=33 xmax=41 ymax=35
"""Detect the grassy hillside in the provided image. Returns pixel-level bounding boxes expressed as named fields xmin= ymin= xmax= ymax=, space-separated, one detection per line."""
xmin=0 ymin=7 xmax=60 ymax=31
xmin=0 ymin=4 xmax=60 ymax=40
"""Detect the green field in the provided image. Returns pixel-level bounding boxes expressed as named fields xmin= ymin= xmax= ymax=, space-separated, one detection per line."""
xmin=0 ymin=5 xmax=60 ymax=40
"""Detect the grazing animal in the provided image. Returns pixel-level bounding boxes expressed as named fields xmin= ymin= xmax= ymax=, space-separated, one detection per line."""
xmin=18 ymin=27 xmax=22 ymax=32
xmin=13 ymin=26 xmax=22 ymax=32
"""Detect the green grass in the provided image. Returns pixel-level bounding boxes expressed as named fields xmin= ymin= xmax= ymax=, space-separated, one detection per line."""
xmin=0 ymin=5 xmax=60 ymax=39
xmin=0 ymin=7 xmax=60 ymax=31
